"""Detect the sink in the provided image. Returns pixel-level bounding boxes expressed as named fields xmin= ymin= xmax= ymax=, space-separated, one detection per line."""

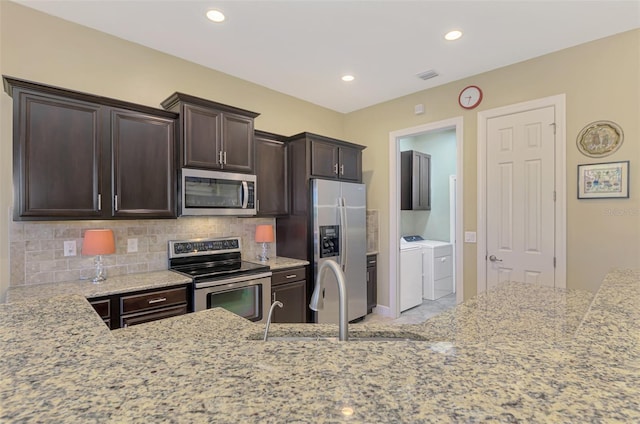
xmin=265 ymin=335 xmax=423 ymax=342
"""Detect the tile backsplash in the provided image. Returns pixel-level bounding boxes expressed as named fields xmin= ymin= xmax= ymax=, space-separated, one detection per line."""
xmin=366 ymin=209 xmax=379 ymax=253
xmin=9 ymin=217 xmax=275 ymax=287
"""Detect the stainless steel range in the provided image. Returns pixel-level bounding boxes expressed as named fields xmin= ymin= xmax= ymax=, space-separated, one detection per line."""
xmin=168 ymin=237 xmax=272 ymax=322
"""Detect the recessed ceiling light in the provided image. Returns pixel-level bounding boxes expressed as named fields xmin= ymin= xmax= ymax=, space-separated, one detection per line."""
xmin=341 ymin=75 xmax=355 ymax=82
xmin=444 ymin=30 xmax=463 ymax=41
xmin=206 ymin=9 xmax=225 ymax=23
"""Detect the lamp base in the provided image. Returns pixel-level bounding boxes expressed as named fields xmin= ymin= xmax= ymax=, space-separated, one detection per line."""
xmin=257 ymin=242 xmax=270 ymax=262
xmin=91 ymin=255 xmax=107 ymax=284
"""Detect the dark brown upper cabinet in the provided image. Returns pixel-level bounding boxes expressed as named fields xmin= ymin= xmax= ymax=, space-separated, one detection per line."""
xmin=161 ymin=92 xmax=259 ymax=174
xmin=400 ymin=150 xmax=431 ymax=210
xmin=3 ymin=76 xmax=178 ymax=220
xmin=111 ymin=109 xmax=176 ymax=218
xmin=254 ymin=130 xmax=288 ymax=216
xmin=309 ymin=137 xmax=362 ymax=182
xmin=284 ymin=133 xmax=365 ymax=218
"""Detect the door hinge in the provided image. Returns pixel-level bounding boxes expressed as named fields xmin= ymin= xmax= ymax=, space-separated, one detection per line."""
xmin=553 ymin=257 xmax=556 ymax=268
xmin=553 ymin=191 xmax=556 ymax=201
xmin=550 ymin=122 xmax=556 ymax=135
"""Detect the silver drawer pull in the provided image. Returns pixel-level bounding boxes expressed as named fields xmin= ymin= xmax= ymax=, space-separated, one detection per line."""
xmin=148 ymin=297 xmax=167 ymax=304
xmin=368 ymin=260 xmax=376 ymax=265
xmin=285 ymin=274 xmax=297 ymax=279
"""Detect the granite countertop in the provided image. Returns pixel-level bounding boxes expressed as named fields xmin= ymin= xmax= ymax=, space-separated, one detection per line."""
xmin=1 ymin=269 xmax=638 ymax=422
xmin=5 ymin=256 xmax=309 ymax=303
xmin=5 ymin=270 xmax=192 ymax=303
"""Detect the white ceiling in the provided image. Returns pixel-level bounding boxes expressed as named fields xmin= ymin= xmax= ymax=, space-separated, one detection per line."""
xmin=13 ymin=0 xmax=640 ymax=113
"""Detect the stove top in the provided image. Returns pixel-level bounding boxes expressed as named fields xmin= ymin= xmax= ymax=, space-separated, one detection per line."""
xmin=168 ymin=237 xmax=270 ymax=282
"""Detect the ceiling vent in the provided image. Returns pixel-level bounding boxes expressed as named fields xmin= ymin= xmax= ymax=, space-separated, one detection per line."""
xmin=416 ymin=70 xmax=439 ymax=81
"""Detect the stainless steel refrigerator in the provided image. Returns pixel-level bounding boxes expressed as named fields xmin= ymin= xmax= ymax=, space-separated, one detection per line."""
xmin=311 ymin=179 xmax=367 ymax=323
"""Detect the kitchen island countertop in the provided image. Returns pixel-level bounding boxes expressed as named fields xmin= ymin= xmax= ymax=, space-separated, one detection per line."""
xmin=1 ymin=269 xmax=638 ymax=422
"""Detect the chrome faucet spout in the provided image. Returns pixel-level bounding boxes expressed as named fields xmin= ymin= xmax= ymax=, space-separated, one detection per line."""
xmin=309 ymin=259 xmax=349 ymax=341
xmin=263 ymin=300 xmax=283 ymax=341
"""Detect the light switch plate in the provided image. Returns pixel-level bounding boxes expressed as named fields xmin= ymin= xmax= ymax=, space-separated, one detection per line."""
xmin=127 ymin=238 xmax=138 ymax=253
xmin=464 ymin=231 xmax=477 ymax=243
xmin=63 ymin=240 xmax=77 ymax=257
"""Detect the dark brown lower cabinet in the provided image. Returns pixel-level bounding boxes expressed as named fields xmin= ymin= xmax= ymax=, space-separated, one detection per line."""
xmin=366 ymin=254 xmax=378 ymax=314
xmin=271 ymin=267 xmax=307 ymax=323
xmin=88 ymin=284 xmax=191 ymax=329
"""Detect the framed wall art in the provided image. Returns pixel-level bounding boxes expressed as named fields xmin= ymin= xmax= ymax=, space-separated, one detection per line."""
xmin=577 ymin=161 xmax=629 ymax=199
xmin=576 ymin=120 xmax=623 ymax=157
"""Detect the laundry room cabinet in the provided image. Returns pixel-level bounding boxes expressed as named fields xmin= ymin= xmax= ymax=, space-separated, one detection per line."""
xmin=400 ymin=150 xmax=431 ymax=210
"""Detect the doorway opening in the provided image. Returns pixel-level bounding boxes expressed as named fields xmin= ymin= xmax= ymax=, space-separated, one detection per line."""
xmin=388 ymin=117 xmax=464 ymax=319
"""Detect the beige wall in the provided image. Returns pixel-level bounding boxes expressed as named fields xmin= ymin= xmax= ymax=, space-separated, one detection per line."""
xmin=346 ymin=29 xmax=640 ymax=306
xmin=1 ymin=2 xmax=638 ymax=306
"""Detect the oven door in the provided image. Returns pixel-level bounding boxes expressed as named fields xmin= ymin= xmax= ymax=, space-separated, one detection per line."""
xmin=194 ymin=272 xmax=271 ymax=323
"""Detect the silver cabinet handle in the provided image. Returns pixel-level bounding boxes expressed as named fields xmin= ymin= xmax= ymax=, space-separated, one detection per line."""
xmin=285 ymin=274 xmax=297 ymax=279
xmin=114 ymin=194 xmax=118 ymax=212
xmin=333 ymin=163 xmax=339 ymax=174
xmin=340 ymin=164 xmax=344 ymax=175
xmin=98 ymin=194 xmax=102 ymax=211
xmin=218 ymin=150 xmax=223 ymax=165
xmin=489 ymin=255 xmax=502 ymax=262
xmin=148 ymin=297 xmax=167 ymax=304
xmin=223 ymin=151 xmax=227 ymax=164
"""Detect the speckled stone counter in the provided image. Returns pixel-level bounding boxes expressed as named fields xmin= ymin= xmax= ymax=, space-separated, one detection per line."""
xmin=254 ymin=255 xmax=309 ymax=270
xmin=2 ymin=270 xmax=639 ymax=422
xmin=6 ymin=270 xmax=192 ymax=302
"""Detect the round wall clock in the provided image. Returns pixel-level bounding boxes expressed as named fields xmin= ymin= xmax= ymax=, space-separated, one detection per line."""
xmin=458 ymin=85 xmax=483 ymax=109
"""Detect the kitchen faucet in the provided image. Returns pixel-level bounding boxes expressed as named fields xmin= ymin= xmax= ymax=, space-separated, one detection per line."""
xmin=309 ymin=259 xmax=348 ymax=341
xmin=263 ymin=300 xmax=283 ymax=341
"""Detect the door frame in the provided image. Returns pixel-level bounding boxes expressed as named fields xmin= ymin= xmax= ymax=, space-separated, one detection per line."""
xmin=476 ymin=95 xmax=567 ymax=294
xmin=388 ymin=117 xmax=464 ymax=318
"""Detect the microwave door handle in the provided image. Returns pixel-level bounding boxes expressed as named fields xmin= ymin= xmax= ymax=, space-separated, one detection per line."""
xmin=241 ymin=181 xmax=249 ymax=208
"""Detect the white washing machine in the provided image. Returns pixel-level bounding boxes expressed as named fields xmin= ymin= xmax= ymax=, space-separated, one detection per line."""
xmin=399 ymin=239 xmax=423 ymax=312
xmin=402 ymin=235 xmax=453 ymax=301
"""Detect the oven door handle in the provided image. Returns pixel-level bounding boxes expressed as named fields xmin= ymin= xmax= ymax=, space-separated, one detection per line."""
xmin=194 ymin=271 xmax=272 ymax=289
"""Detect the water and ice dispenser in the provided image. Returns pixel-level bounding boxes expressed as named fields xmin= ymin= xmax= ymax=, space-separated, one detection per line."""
xmin=319 ymin=225 xmax=340 ymax=258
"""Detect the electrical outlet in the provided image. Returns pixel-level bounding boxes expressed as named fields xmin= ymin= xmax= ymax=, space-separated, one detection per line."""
xmin=464 ymin=231 xmax=477 ymax=243
xmin=127 ymin=238 xmax=138 ymax=253
xmin=63 ymin=240 xmax=77 ymax=257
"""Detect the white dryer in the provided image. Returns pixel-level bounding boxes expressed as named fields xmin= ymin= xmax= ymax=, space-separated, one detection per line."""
xmin=399 ymin=238 xmax=423 ymax=312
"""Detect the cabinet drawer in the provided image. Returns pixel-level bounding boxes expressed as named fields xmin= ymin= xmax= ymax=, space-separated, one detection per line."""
xmin=271 ymin=267 xmax=306 ymax=285
xmin=89 ymin=299 xmax=110 ymax=319
xmin=121 ymin=305 xmax=188 ymax=328
xmin=121 ymin=286 xmax=188 ymax=314
xmin=433 ymin=255 xmax=453 ymax=280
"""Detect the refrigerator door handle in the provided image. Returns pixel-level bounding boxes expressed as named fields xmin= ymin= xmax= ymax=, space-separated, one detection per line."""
xmin=340 ymin=197 xmax=348 ymax=272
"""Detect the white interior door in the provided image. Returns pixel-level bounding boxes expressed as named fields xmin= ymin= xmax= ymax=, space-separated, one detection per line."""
xmin=486 ymin=106 xmax=556 ymax=289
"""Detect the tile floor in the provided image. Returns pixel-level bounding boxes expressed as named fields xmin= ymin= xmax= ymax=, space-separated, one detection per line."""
xmin=360 ymin=293 xmax=458 ymax=325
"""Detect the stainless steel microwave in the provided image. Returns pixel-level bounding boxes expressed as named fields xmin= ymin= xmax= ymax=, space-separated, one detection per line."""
xmin=181 ymin=168 xmax=256 ymax=216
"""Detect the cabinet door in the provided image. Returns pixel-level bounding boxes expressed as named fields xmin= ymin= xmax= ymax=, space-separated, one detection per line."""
xmin=14 ymin=90 xmax=102 ymax=218
xmin=255 ymin=135 xmax=288 ymax=216
xmin=338 ymin=146 xmax=362 ymax=182
xmin=414 ymin=153 xmax=431 ymax=210
xmin=111 ymin=109 xmax=177 ymax=218
xmin=366 ymin=255 xmax=377 ymax=313
xmin=310 ymin=139 xmax=339 ymax=179
xmin=183 ymin=103 xmax=222 ymax=169
xmin=272 ymin=280 xmax=306 ymax=323
xmin=221 ymin=113 xmax=254 ymax=173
